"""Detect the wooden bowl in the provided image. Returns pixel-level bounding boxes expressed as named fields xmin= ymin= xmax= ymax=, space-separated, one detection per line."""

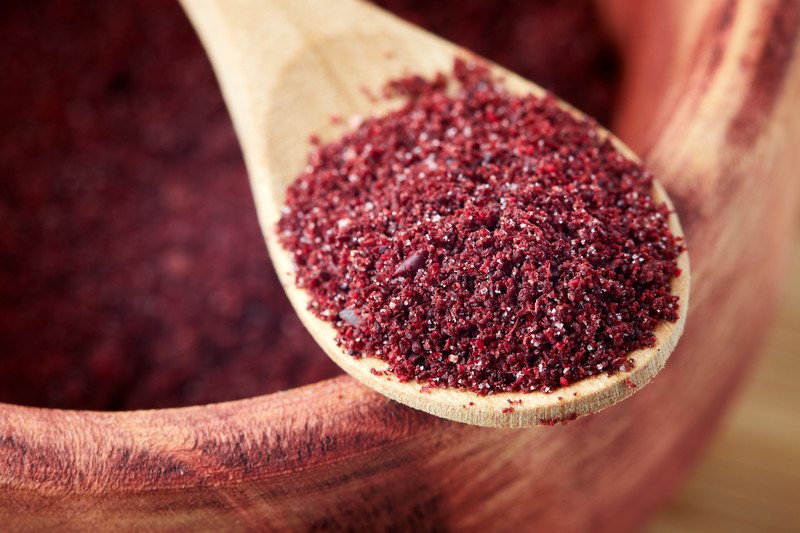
xmin=2 ymin=1 xmax=799 ymax=530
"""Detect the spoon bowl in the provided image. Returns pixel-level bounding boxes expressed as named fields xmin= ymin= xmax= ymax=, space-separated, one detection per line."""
xmin=182 ymin=0 xmax=690 ymax=427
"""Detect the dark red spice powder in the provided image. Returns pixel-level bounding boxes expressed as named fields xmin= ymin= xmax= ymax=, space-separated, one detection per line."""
xmin=0 ymin=0 xmax=338 ymax=410
xmin=0 ymin=0 xmax=621 ymax=410
xmin=278 ymin=60 xmax=683 ymax=395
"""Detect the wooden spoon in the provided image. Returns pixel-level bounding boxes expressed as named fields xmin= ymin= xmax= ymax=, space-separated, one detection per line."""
xmin=181 ymin=0 xmax=690 ymax=427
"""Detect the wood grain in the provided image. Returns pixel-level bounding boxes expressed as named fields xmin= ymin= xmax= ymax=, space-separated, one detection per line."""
xmin=1 ymin=0 xmax=799 ymax=530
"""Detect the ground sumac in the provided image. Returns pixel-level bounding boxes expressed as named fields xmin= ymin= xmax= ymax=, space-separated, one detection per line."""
xmin=278 ymin=60 xmax=683 ymax=394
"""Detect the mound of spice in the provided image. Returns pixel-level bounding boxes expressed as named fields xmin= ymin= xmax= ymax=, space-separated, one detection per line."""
xmin=279 ymin=59 xmax=683 ymax=394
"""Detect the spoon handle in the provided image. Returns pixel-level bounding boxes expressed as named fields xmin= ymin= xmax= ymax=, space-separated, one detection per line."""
xmin=182 ymin=0 xmax=391 ymax=165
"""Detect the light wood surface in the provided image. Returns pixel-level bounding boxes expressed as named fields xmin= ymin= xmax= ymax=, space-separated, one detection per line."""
xmin=0 ymin=0 xmax=798 ymax=530
xmin=650 ymin=221 xmax=800 ymax=532
xmin=180 ymin=0 xmax=689 ymax=427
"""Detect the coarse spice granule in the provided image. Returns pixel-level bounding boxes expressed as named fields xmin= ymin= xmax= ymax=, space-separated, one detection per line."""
xmin=278 ymin=59 xmax=683 ymax=394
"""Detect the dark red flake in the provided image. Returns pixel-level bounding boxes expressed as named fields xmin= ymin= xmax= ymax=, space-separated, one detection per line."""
xmin=278 ymin=59 xmax=682 ymax=396
xmin=393 ymin=251 xmax=428 ymax=277
xmin=539 ymin=413 xmax=579 ymax=426
xmin=339 ymin=308 xmax=362 ymax=328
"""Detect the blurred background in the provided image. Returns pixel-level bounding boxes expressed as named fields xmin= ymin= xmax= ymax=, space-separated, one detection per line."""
xmin=0 ymin=1 xmax=796 ymax=530
xmin=651 ymin=228 xmax=800 ymax=530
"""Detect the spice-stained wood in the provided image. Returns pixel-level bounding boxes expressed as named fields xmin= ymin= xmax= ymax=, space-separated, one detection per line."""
xmin=1 ymin=0 xmax=799 ymax=530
